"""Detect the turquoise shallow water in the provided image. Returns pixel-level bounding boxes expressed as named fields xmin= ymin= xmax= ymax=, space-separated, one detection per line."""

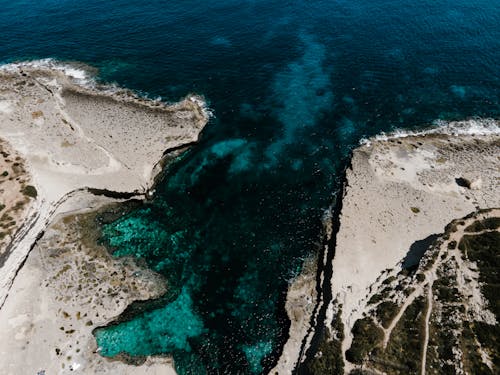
xmin=1 ymin=0 xmax=500 ymax=373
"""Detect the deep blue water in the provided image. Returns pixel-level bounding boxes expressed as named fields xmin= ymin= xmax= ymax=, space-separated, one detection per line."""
xmin=2 ymin=1 xmax=500 ymax=374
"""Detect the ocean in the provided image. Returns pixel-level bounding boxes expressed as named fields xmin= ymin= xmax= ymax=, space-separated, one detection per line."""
xmin=1 ymin=0 xmax=499 ymax=373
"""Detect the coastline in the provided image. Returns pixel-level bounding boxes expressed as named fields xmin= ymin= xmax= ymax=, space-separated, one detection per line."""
xmin=270 ymin=255 xmax=319 ymax=374
xmin=314 ymin=122 xmax=499 ymax=373
xmin=274 ymin=119 xmax=499 ymax=375
xmin=0 ymin=62 xmax=208 ymax=374
xmin=1 ymin=60 xmax=498 ymax=375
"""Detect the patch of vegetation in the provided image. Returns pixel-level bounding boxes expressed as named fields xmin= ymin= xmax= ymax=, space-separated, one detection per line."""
xmin=428 ymin=304 xmax=461 ymax=373
xmin=368 ymin=287 xmax=391 ymax=305
xmin=303 ymin=306 xmax=345 ymax=375
xmin=372 ymin=297 xmax=426 ymax=374
xmin=306 ymin=329 xmax=344 ymax=375
xmin=421 ymin=249 xmax=440 ymax=271
xmin=376 ymin=301 xmax=399 ymax=329
xmin=21 ymin=185 xmax=37 ymax=198
xmin=459 ymin=231 xmax=500 ymax=372
xmin=1 ymin=171 xmax=8 ymax=177
xmin=410 ymin=207 xmax=420 ymax=214
xmin=459 ymin=232 xmax=500 ymax=317
xmin=398 ymin=268 xmax=412 ymax=277
xmin=433 ymin=263 xmax=461 ymax=304
xmin=346 ymin=318 xmax=383 ymax=364
xmin=460 ymin=321 xmax=494 ymax=375
xmin=427 ymin=225 xmax=500 ymax=374
xmin=472 ymin=322 xmax=499 ymax=371
xmin=382 ymin=276 xmax=396 ymax=285
xmin=435 ymin=284 xmax=459 ymax=303
xmin=464 ymin=217 xmax=500 ymax=233
xmin=0 ymin=204 xmax=5 ymax=211
xmin=445 ymin=222 xmax=458 ymax=233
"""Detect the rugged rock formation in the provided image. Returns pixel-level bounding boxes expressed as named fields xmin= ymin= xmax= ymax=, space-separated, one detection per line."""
xmin=0 ymin=63 xmax=208 ymax=307
xmin=303 ymin=127 xmax=499 ymax=375
xmin=0 ymin=63 xmax=208 ymax=375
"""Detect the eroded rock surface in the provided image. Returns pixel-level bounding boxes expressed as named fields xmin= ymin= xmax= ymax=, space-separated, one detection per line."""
xmin=0 ymin=64 xmax=208 ymax=307
xmin=304 ymin=129 xmax=499 ymax=375
xmin=0 ymin=205 xmax=176 ymax=374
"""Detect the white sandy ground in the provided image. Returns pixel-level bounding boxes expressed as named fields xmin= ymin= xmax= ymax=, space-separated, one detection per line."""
xmin=0 ymin=63 xmax=208 ymax=374
xmin=322 ymin=126 xmax=499 ymax=373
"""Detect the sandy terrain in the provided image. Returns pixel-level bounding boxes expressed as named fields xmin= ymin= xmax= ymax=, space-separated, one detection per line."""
xmin=0 ymin=63 xmax=208 ymax=375
xmin=324 ymin=125 xmax=499 ymax=371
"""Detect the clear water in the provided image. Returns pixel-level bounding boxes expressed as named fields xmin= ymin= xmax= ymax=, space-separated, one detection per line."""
xmin=1 ymin=1 xmax=500 ymax=373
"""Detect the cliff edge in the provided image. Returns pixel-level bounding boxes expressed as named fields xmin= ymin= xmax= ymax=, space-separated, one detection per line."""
xmin=304 ymin=122 xmax=499 ymax=374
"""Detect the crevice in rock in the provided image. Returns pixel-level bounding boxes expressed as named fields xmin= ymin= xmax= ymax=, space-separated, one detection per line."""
xmin=295 ymin=153 xmax=353 ymax=374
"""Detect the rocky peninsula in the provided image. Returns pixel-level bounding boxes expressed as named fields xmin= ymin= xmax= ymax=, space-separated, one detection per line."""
xmin=0 ymin=63 xmax=208 ymax=374
xmin=300 ymin=121 xmax=499 ymax=374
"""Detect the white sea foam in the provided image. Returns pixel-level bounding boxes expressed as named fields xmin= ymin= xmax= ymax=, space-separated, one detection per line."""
xmin=360 ymin=118 xmax=500 ymax=146
xmin=0 ymin=59 xmax=142 ymax=102
xmin=189 ymin=95 xmax=214 ymax=119
xmin=0 ymin=59 xmax=210 ymax=116
xmin=0 ymin=58 xmax=94 ymax=86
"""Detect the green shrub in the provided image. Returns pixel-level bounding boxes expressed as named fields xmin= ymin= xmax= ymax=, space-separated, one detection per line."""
xmin=382 ymin=276 xmax=396 ymax=285
xmin=22 ymin=185 xmax=37 ymax=198
xmin=346 ymin=318 xmax=383 ymax=364
xmin=376 ymin=301 xmax=399 ymax=328
xmin=305 ymin=311 xmax=345 ymax=374
xmin=307 ymin=331 xmax=345 ymax=375
xmin=464 ymin=218 xmax=500 ymax=232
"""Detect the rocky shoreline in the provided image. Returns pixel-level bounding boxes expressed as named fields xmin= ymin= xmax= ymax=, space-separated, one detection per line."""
xmin=1 ymin=62 xmax=498 ymax=375
xmin=299 ymin=123 xmax=499 ymax=374
xmin=0 ymin=64 xmax=208 ymax=374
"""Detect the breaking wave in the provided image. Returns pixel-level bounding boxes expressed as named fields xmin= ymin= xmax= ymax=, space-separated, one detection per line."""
xmin=0 ymin=58 xmax=95 ymax=85
xmin=0 ymin=59 xmax=213 ymax=119
xmin=361 ymin=118 xmax=500 ymax=145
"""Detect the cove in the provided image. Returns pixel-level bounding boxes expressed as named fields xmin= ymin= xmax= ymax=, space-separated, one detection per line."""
xmin=1 ymin=0 xmax=499 ymax=373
